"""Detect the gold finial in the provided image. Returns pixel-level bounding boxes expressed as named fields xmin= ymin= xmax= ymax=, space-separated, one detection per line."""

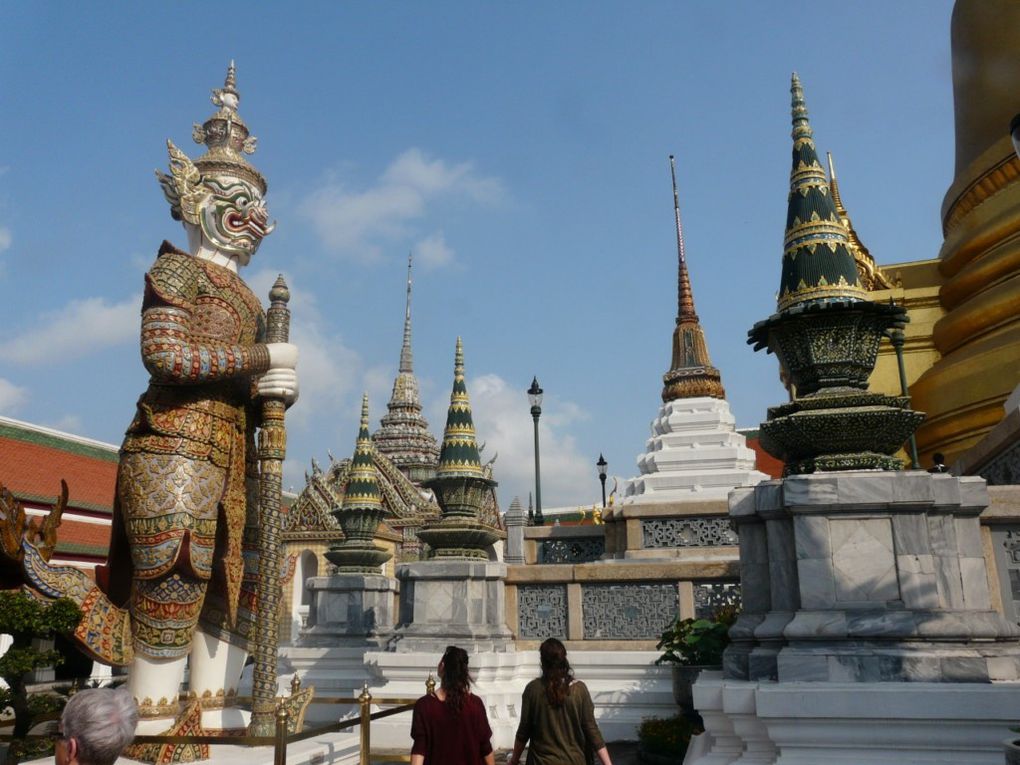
xmin=224 ymin=60 xmax=237 ymax=95
xmin=826 ymin=152 xmax=846 ymax=214
xmin=360 ymin=393 xmax=370 ymax=430
xmin=269 ymin=274 xmax=290 ymax=305
xmin=358 ymin=682 xmax=372 ymax=705
xmin=426 ymin=673 xmax=437 ymax=695
xmin=826 ymin=152 xmax=894 ymax=290
xmin=290 ymin=675 xmax=301 ymax=695
xmin=669 ymin=154 xmax=696 ymax=322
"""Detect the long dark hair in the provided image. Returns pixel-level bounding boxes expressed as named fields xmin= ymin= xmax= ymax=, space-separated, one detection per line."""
xmin=440 ymin=645 xmax=471 ymax=712
xmin=540 ymin=637 xmax=574 ymax=707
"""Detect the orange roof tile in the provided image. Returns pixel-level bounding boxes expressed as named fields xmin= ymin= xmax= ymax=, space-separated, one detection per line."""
xmin=0 ymin=421 xmax=118 ymax=514
xmin=744 ymin=434 xmax=784 ymax=479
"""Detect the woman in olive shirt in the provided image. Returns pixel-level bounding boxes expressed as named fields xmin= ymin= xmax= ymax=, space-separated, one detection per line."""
xmin=509 ymin=638 xmax=613 ymax=765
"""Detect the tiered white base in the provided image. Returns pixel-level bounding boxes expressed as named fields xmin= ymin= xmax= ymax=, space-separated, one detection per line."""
xmin=279 ymin=646 xmax=674 ymax=749
xmin=685 ymin=671 xmax=1020 ymax=765
xmin=625 ymin=397 xmax=768 ymax=502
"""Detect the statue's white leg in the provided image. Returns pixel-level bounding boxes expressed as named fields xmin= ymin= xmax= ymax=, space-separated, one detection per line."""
xmin=126 ymin=653 xmax=188 ymax=734
xmin=190 ymin=628 xmax=249 ymax=729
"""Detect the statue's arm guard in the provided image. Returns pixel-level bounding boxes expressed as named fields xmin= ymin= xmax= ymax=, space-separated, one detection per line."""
xmin=141 ymin=250 xmax=270 ymax=384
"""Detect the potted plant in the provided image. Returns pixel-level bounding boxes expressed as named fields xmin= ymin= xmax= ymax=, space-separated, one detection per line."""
xmin=637 ymin=714 xmax=698 ymax=765
xmin=655 ymin=606 xmax=737 ymax=714
xmin=1006 ymin=733 xmax=1020 ymax=765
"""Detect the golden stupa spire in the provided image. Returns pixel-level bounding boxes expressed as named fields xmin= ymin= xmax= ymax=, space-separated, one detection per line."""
xmin=826 ymin=152 xmax=894 ymax=290
xmin=661 ymin=156 xmax=725 ymax=402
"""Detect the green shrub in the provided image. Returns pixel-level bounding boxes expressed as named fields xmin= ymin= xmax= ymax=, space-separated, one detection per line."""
xmin=655 ymin=606 xmax=738 ymax=667
xmin=638 ymin=714 xmax=699 ymax=758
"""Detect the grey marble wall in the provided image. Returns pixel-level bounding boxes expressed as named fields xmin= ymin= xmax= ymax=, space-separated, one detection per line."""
xmin=727 ymin=472 xmax=1020 ymax=683
xmin=301 ymin=573 xmax=399 ymax=646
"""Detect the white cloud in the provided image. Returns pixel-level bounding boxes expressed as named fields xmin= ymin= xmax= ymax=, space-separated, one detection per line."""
xmin=0 ymin=227 xmax=11 ymax=253
xmin=429 ymin=372 xmax=593 ymax=510
xmin=301 ymin=148 xmax=503 ymax=263
xmin=0 ymin=295 xmax=139 ymax=365
xmin=416 ymin=231 xmax=455 ymax=269
xmin=46 ymin=414 xmax=83 ymax=434
xmin=0 ymin=378 xmax=27 ymax=414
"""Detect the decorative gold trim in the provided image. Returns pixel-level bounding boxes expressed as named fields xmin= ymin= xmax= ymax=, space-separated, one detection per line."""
xmin=137 ymin=696 xmax=180 ymax=719
xmin=943 ymin=152 xmax=1020 ymax=235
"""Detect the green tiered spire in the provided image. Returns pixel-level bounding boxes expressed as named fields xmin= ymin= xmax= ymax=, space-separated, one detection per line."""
xmin=747 ymin=75 xmax=923 ymax=476
xmin=435 ymin=337 xmax=483 ymax=479
xmin=344 ymin=394 xmax=383 ymax=511
xmin=777 ymin=73 xmax=867 ymax=312
xmin=325 ymin=394 xmax=391 ymax=572
xmin=418 ymin=337 xmax=502 ymax=558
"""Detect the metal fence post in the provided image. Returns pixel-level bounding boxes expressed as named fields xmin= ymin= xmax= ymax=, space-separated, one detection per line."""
xmin=274 ymin=704 xmax=290 ymax=765
xmin=359 ymin=683 xmax=372 ymax=765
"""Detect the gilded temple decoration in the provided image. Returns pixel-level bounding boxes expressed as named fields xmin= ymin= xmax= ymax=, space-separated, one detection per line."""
xmin=662 ymin=155 xmax=725 ymax=402
xmin=777 ymin=74 xmax=868 ymax=311
xmin=826 ymin=152 xmax=894 ymax=290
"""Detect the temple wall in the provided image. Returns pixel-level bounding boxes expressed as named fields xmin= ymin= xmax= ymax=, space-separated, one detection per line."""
xmin=906 ymin=0 xmax=1020 ymax=467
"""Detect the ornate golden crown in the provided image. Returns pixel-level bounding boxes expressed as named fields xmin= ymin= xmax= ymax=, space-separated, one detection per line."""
xmin=156 ymin=62 xmax=267 ymax=223
xmin=191 ymin=61 xmax=266 ymax=194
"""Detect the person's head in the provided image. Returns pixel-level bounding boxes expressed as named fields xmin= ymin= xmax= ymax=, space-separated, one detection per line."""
xmin=438 ymin=645 xmax=471 ymax=712
xmin=933 ymin=452 xmax=946 ymax=465
xmin=539 ymin=637 xmax=574 ymax=706
xmin=57 ymin=687 xmax=138 ymax=765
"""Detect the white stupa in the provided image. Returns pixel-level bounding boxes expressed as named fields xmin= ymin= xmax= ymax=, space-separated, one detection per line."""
xmin=623 ymin=158 xmax=768 ymax=503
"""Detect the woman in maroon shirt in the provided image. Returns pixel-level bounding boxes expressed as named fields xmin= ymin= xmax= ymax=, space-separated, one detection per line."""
xmin=410 ymin=646 xmax=496 ymax=765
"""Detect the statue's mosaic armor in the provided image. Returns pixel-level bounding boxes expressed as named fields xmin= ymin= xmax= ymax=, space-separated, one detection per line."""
xmin=107 ymin=241 xmax=269 ymax=659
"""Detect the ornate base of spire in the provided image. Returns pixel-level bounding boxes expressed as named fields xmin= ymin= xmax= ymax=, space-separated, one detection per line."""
xmin=662 ymin=366 xmax=725 ymax=402
xmin=761 ymin=390 xmax=925 ymax=476
xmin=417 ymin=518 xmax=502 ymax=560
xmin=324 ymin=542 xmax=392 ymax=573
xmin=419 ymin=473 xmax=503 ymax=558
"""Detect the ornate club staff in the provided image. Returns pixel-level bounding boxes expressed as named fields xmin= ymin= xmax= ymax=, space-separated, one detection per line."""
xmin=249 ymin=275 xmax=291 ymax=736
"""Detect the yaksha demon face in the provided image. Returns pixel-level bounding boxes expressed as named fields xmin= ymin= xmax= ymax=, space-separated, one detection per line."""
xmin=198 ymin=175 xmax=274 ymax=261
xmin=155 ymin=63 xmax=274 ymax=265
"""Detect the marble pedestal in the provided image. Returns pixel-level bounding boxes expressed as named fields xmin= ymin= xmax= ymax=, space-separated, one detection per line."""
xmin=685 ymin=672 xmax=1020 ymax=765
xmin=725 ymin=471 xmax=1020 ymax=683
xmin=391 ymin=560 xmax=513 ymax=652
xmin=301 ymin=574 xmax=399 ymax=646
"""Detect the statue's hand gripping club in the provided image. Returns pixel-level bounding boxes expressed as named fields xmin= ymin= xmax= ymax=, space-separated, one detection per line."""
xmin=261 ymin=342 xmax=299 ymax=406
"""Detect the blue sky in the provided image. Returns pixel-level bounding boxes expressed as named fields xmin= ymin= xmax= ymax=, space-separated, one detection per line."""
xmin=0 ymin=2 xmax=954 ymax=509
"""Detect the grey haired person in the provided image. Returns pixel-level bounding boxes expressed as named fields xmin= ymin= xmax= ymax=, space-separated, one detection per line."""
xmin=56 ymin=687 xmax=138 ymax=765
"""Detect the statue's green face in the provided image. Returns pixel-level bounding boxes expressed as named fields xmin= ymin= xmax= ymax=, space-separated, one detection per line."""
xmin=198 ymin=175 xmax=273 ymax=263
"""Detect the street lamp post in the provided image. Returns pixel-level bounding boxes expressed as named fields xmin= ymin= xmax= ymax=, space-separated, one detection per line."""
xmin=596 ymin=453 xmax=608 ymax=508
xmin=528 ymin=377 xmax=544 ymax=526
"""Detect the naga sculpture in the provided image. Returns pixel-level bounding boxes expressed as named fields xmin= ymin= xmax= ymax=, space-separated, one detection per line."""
xmin=18 ymin=63 xmax=299 ymax=741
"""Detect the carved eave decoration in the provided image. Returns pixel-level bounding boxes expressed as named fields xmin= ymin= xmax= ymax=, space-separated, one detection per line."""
xmin=284 ymin=450 xmax=441 ymax=542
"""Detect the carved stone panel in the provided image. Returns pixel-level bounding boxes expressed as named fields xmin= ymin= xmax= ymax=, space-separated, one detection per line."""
xmin=518 ymin=584 xmax=568 ymax=639
xmin=693 ymin=581 xmax=742 ymax=619
xmin=641 ymin=518 xmax=738 ymax=548
xmin=981 ymin=440 xmax=1020 ymax=485
xmin=538 ymin=538 xmax=605 ymax=564
xmin=581 ymin=583 xmax=678 ymax=639
xmin=992 ymin=526 xmax=1020 ymax=624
